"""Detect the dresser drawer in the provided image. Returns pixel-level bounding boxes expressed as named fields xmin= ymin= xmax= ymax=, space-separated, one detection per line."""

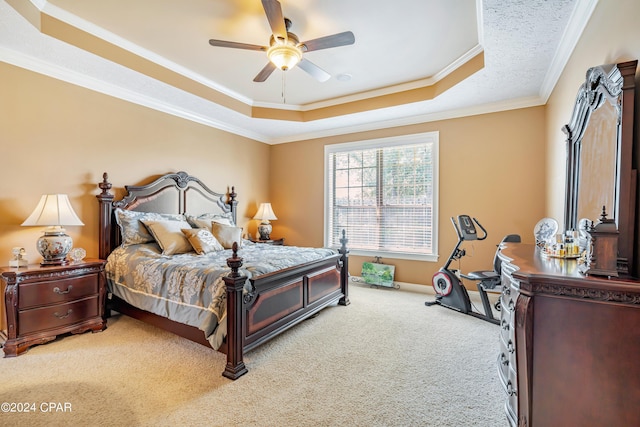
xmin=18 ymin=296 xmax=100 ymax=335
xmin=19 ymin=274 xmax=99 ymax=309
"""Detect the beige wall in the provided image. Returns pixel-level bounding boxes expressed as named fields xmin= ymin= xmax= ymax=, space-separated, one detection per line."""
xmin=545 ymin=0 xmax=640 ymax=225
xmin=270 ymin=107 xmax=547 ymax=286
xmin=4 ymin=0 xmax=635 ymax=288
xmin=0 ymin=62 xmax=269 ymax=265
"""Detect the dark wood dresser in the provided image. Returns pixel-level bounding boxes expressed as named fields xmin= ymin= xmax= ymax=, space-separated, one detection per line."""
xmin=0 ymin=259 xmax=107 ymax=356
xmin=498 ymin=243 xmax=640 ymax=426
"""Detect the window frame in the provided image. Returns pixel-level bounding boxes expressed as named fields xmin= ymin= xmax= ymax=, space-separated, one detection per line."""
xmin=324 ymin=131 xmax=439 ymax=262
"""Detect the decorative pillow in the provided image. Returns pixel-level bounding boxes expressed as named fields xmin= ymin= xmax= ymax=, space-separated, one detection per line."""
xmin=182 ymin=228 xmax=225 ymax=254
xmin=185 ymin=212 xmax=234 ymax=230
xmin=140 ymin=219 xmax=194 ymax=255
xmin=211 ymin=222 xmax=243 ymax=249
xmin=115 ymin=209 xmax=186 ymax=246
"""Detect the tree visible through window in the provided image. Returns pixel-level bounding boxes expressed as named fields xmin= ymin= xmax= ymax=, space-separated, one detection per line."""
xmin=325 ymin=132 xmax=438 ymax=261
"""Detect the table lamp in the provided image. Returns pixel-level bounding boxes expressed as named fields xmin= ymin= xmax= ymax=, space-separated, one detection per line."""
xmin=253 ymin=203 xmax=277 ymax=240
xmin=21 ymin=194 xmax=84 ymax=266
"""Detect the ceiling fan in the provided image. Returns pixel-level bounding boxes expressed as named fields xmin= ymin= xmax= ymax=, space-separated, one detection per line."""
xmin=208 ymin=0 xmax=355 ymax=83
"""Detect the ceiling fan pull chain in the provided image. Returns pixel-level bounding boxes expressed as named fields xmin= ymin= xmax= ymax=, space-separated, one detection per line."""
xmin=282 ymin=71 xmax=286 ymax=104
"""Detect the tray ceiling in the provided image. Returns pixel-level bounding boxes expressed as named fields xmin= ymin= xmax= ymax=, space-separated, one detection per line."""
xmin=1 ymin=0 xmax=592 ymax=143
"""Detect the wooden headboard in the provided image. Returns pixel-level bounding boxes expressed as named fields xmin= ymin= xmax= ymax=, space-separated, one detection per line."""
xmin=96 ymin=171 xmax=237 ymax=260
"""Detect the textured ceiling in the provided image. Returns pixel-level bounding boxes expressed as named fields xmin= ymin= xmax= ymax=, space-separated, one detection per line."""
xmin=0 ymin=0 xmax=594 ymax=144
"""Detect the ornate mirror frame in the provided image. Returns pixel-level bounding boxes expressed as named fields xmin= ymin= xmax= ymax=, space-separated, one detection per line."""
xmin=563 ymin=60 xmax=637 ymax=276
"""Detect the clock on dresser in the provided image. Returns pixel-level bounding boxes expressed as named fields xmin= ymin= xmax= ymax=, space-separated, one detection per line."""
xmin=0 ymin=259 xmax=107 ymax=357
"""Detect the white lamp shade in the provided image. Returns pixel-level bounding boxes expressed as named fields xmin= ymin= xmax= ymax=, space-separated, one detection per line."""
xmin=22 ymin=194 xmax=84 ymax=227
xmin=253 ymin=203 xmax=278 ymax=222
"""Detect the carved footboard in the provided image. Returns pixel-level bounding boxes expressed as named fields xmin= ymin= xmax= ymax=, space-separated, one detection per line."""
xmin=223 ymin=231 xmax=349 ymax=379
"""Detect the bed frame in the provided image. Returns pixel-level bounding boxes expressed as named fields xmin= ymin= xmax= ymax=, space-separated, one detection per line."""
xmin=96 ymin=171 xmax=349 ymax=379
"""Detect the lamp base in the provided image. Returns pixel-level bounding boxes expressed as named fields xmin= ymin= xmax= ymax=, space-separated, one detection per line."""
xmin=258 ymin=222 xmax=273 ymax=241
xmin=37 ymin=231 xmax=73 ymax=266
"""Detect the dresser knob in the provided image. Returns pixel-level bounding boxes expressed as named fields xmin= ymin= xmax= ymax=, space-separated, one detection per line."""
xmin=501 ymin=353 xmax=509 ymax=366
xmin=53 ymin=285 xmax=73 ymax=295
xmin=53 ymin=309 xmax=73 ymax=319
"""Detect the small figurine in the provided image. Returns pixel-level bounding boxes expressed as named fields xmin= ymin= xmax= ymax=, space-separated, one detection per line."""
xmin=10 ymin=247 xmax=28 ymax=268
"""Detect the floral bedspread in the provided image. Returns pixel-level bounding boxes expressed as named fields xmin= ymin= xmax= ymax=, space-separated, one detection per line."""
xmin=105 ymin=241 xmax=338 ymax=348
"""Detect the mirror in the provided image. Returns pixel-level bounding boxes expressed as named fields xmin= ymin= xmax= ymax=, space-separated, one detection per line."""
xmin=576 ymin=96 xmax=618 ymax=222
xmin=563 ymin=60 xmax=637 ymax=276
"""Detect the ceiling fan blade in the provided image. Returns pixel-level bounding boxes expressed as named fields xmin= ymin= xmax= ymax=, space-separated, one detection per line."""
xmin=209 ymin=39 xmax=266 ymax=51
xmin=261 ymin=0 xmax=287 ymax=41
xmin=298 ymin=58 xmax=331 ymax=82
xmin=253 ymin=62 xmax=277 ymax=82
xmin=301 ymin=31 xmax=355 ymax=52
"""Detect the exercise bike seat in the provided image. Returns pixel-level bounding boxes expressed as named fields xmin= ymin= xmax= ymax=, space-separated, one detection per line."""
xmin=460 ymin=270 xmax=501 ymax=289
xmin=460 ymin=234 xmax=522 ymax=291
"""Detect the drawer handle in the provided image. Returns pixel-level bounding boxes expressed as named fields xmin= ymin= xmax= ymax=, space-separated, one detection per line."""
xmin=501 ymin=319 xmax=510 ymax=331
xmin=53 ymin=285 xmax=73 ymax=295
xmin=53 ymin=309 xmax=73 ymax=319
xmin=500 ymin=353 xmax=509 ymax=366
xmin=507 ymin=340 xmax=515 ymax=354
xmin=506 ymin=381 xmax=517 ymax=397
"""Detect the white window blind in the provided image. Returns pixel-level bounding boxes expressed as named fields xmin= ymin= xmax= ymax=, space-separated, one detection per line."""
xmin=325 ymin=132 xmax=438 ymax=261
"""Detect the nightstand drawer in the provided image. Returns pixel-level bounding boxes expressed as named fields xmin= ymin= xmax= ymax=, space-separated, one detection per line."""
xmin=18 ymin=296 xmax=100 ymax=335
xmin=19 ymin=274 xmax=99 ymax=309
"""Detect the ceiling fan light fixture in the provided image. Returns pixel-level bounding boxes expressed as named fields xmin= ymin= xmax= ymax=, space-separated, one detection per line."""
xmin=208 ymin=2 xmax=355 ymax=83
xmin=267 ymin=43 xmax=302 ymax=71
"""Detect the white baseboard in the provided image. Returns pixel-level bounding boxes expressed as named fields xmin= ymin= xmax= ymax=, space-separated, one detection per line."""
xmin=350 ymin=276 xmax=434 ymax=295
xmin=349 ymin=275 xmax=500 ymax=302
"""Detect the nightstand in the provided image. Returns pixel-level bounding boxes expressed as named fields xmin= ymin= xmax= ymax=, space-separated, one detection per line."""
xmin=250 ymin=238 xmax=285 ymax=245
xmin=0 ymin=259 xmax=107 ymax=357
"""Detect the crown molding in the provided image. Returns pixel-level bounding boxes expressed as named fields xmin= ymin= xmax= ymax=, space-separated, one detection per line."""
xmin=539 ymin=0 xmax=599 ymax=101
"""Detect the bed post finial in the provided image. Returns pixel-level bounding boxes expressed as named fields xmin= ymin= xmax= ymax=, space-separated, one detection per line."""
xmin=227 ymin=242 xmax=242 ymax=275
xmin=98 ymin=172 xmax=112 ymax=196
xmin=229 ymin=186 xmax=238 ymax=226
xmin=97 ymin=172 xmax=115 ymax=261
xmin=223 ymin=241 xmax=248 ymax=380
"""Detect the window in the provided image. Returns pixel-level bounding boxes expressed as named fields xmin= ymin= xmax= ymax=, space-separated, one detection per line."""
xmin=324 ymin=132 xmax=439 ymax=261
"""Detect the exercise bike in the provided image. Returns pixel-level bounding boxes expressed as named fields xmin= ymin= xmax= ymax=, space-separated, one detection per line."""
xmin=425 ymin=215 xmax=520 ymax=325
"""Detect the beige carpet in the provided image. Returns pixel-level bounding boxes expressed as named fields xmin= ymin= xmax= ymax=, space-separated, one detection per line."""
xmin=1 ymin=283 xmax=507 ymax=427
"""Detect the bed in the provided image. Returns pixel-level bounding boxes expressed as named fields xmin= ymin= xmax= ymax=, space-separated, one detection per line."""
xmin=96 ymin=171 xmax=349 ymax=379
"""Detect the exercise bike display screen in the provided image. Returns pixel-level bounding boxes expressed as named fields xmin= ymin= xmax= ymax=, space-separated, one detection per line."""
xmin=458 ymin=215 xmax=478 ymax=240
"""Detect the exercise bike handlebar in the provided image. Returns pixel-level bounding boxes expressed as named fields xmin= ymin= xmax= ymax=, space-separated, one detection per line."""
xmin=472 ymin=217 xmax=489 ymax=241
